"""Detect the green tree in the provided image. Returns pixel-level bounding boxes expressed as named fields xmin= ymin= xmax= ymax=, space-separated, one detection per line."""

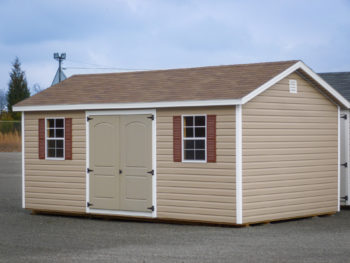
xmin=7 ymin=57 xmax=30 ymax=119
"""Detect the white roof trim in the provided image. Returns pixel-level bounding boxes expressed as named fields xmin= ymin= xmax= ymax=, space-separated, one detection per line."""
xmin=241 ymin=61 xmax=350 ymax=108
xmin=13 ymin=99 xmax=242 ymax=112
xmin=13 ymin=61 xmax=350 ymax=112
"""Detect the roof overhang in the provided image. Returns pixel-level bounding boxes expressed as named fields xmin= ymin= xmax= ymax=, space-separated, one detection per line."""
xmin=13 ymin=99 xmax=242 ymax=112
xmin=13 ymin=60 xmax=350 ymax=112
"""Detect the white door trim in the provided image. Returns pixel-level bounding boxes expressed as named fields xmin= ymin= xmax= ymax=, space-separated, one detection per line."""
xmin=85 ymin=109 xmax=157 ymax=218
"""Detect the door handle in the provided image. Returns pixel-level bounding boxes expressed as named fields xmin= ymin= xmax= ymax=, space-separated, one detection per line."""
xmin=119 ymin=169 xmax=122 ymax=174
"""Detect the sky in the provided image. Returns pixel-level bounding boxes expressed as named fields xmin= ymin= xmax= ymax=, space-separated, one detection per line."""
xmin=0 ymin=0 xmax=350 ymax=94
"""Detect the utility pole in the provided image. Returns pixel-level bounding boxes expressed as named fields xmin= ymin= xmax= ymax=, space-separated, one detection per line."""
xmin=53 ymin=53 xmax=66 ymax=83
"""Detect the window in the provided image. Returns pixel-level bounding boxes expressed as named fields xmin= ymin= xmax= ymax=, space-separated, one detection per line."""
xmin=182 ymin=115 xmax=206 ymax=161
xmin=46 ymin=118 xmax=65 ymax=159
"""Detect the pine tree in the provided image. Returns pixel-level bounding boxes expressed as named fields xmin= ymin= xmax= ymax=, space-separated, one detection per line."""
xmin=7 ymin=57 xmax=30 ymax=118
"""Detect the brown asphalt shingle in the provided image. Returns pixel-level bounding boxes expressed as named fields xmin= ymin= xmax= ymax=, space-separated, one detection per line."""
xmin=16 ymin=60 xmax=299 ymax=107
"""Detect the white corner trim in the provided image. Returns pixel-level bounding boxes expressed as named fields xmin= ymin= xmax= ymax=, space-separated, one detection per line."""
xmin=241 ymin=61 xmax=350 ymax=108
xmin=21 ymin=112 xmax=25 ymax=208
xmin=13 ymin=99 xmax=242 ymax=112
xmin=338 ymin=106 xmax=341 ymax=211
xmin=236 ymin=105 xmax=243 ymax=224
xmin=85 ymin=109 xmax=157 ymax=218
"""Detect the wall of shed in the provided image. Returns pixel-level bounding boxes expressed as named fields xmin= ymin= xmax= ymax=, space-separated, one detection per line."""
xmin=157 ymin=107 xmax=236 ymax=224
xmin=24 ymin=111 xmax=86 ymax=213
xmin=242 ymin=72 xmax=338 ymax=223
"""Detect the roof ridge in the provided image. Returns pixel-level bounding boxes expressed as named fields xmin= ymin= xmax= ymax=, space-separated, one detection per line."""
xmin=69 ymin=60 xmax=300 ymax=78
xmin=319 ymin=71 xmax=350 ymax=75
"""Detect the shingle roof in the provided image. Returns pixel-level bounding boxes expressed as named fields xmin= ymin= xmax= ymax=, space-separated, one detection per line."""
xmin=318 ymin=72 xmax=350 ymax=101
xmin=16 ymin=60 xmax=298 ymax=107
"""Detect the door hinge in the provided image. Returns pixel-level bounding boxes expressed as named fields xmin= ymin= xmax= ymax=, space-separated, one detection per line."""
xmin=341 ymin=162 xmax=348 ymax=168
xmin=341 ymin=114 xmax=347 ymax=120
xmin=87 ymin=116 xmax=93 ymax=121
xmin=147 ymin=170 xmax=154 ymax=176
xmin=341 ymin=196 xmax=348 ymax=201
xmin=147 ymin=115 xmax=154 ymax=121
xmin=87 ymin=168 xmax=94 ymax=173
xmin=87 ymin=202 xmax=93 ymax=207
xmin=147 ymin=205 xmax=154 ymax=212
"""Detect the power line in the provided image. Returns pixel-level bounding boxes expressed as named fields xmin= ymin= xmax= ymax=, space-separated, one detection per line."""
xmin=64 ymin=59 xmax=152 ymax=71
xmin=63 ymin=66 xmax=151 ymax=71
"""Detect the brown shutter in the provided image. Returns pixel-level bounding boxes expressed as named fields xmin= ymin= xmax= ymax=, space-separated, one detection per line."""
xmin=207 ymin=115 xmax=216 ymax=163
xmin=65 ymin=118 xmax=73 ymax=160
xmin=38 ymin=119 xmax=45 ymax=159
xmin=173 ymin=116 xmax=182 ymax=162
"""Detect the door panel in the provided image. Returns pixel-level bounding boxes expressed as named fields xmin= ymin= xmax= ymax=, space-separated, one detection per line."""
xmin=120 ymin=115 xmax=153 ymax=212
xmin=89 ymin=116 xmax=120 ymax=210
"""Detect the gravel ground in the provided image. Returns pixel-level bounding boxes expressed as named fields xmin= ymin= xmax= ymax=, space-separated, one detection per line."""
xmin=0 ymin=152 xmax=350 ymax=263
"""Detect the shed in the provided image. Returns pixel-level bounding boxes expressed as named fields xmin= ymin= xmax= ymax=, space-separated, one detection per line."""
xmin=319 ymin=72 xmax=350 ymax=206
xmin=14 ymin=60 xmax=350 ymax=225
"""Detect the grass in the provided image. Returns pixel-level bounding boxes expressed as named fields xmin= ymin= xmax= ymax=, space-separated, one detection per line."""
xmin=0 ymin=131 xmax=21 ymax=152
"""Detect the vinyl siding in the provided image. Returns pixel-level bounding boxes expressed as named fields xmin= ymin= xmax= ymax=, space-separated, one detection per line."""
xmin=242 ymin=72 xmax=338 ymax=223
xmin=157 ymin=107 xmax=236 ymax=224
xmin=24 ymin=111 xmax=86 ymax=213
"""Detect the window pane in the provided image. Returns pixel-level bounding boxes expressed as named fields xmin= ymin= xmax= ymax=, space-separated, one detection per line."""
xmin=48 ymin=149 xmax=55 ymax=157
xmin=184 ymin=127 xmax=193 ymax=138
xmin=195 ymin=150 xmax=205 ymax=160
xmin=195 ymin=140 xmax=205 ymax=149
xmin=56 ymin=149 xmax=64 ymax=158
xmin=195 ymin=116 xmax=205 ymax=126
xmin=47 ymin=140 xmax=55 ymax=148
xmin=184 ymin=116 xmax=193 ymax=127
xmin=195 ymin=127 xmax=205 ymax=137
xmin=56 ymin=129 xmax=64 ymax=138
xmin=48 ymin=129 xmax=55 ymax=138
xmin=56 ymin=119 xmax=64 ymax=128
xmin=47 ymin=119 xmax=54 ymax=129
xmin=184 ymin=150 xmax=194 ymax=160
xmin=56 ymin=140 xmax=64 ymax=149
xmin=184 ymin=140 xmax=194 ymax=150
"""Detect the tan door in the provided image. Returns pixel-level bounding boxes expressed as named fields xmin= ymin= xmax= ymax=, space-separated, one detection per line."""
xmin=120 ymin=115 xmax=153 ymax=212
xmin=89 ymin=116 xmax=120 ymax=210
xmin=89 ymin=114 xmax=153 ymax=212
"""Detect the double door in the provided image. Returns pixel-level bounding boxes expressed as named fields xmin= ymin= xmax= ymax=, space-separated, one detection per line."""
xmin=89 ymin=115 xmax=153 ymax=212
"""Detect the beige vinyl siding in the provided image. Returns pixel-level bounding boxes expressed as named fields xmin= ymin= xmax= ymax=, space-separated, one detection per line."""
xmin=157 ymin=107 xmax=236 ymax=224
xmin=242 ymin=72 xmax=338 ymax=223
xmin=24 ymin=111 xmax=86 ymax=213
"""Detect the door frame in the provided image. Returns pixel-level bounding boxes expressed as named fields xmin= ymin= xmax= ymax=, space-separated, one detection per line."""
xmin=340 ymin=109 xmax=350 ymax=207
xmin=85 ymin=109 xmax=157 ymax=218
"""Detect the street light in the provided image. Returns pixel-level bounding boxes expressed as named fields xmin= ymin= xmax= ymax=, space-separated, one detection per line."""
xmin=53 ymin=53 xmax=66 ymax=83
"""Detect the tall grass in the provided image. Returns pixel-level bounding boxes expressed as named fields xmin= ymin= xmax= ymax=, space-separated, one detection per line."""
xmin=0 ymin=131 xmax=21 ymax=152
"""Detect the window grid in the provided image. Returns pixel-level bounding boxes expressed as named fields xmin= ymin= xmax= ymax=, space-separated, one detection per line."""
xmin=46 ymin=118 xmax=65 ymax=159
xmin=182 ymin=115 xmax=207 ymax=162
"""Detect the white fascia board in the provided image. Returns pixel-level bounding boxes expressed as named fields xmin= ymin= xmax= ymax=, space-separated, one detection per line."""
xmin=241 ymin=61 xmax=350 ymax=108
xmin=13 ymin=99 xmax=242 ymax=112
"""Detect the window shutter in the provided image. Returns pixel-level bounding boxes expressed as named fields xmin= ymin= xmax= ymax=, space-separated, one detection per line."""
xmin=65 ymin=118 xmax=72 ymax=160
xmin=38 ymin=119 xmax=45 ymax=159
xmin=173 ymin=116 xmax=182 ymax=162
xmin=207 ymin=115 xmax=216 ymax=163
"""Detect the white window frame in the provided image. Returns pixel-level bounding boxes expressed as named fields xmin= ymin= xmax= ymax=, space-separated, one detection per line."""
xmin=181 ymin=114 xmax=207 ymax=163
xmin=45 ymin=117 xmax=65 ymax=160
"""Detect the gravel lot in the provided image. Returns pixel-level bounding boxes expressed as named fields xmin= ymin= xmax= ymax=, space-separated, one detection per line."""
xmin=0 ymin=152 xmax=350 ymax=263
